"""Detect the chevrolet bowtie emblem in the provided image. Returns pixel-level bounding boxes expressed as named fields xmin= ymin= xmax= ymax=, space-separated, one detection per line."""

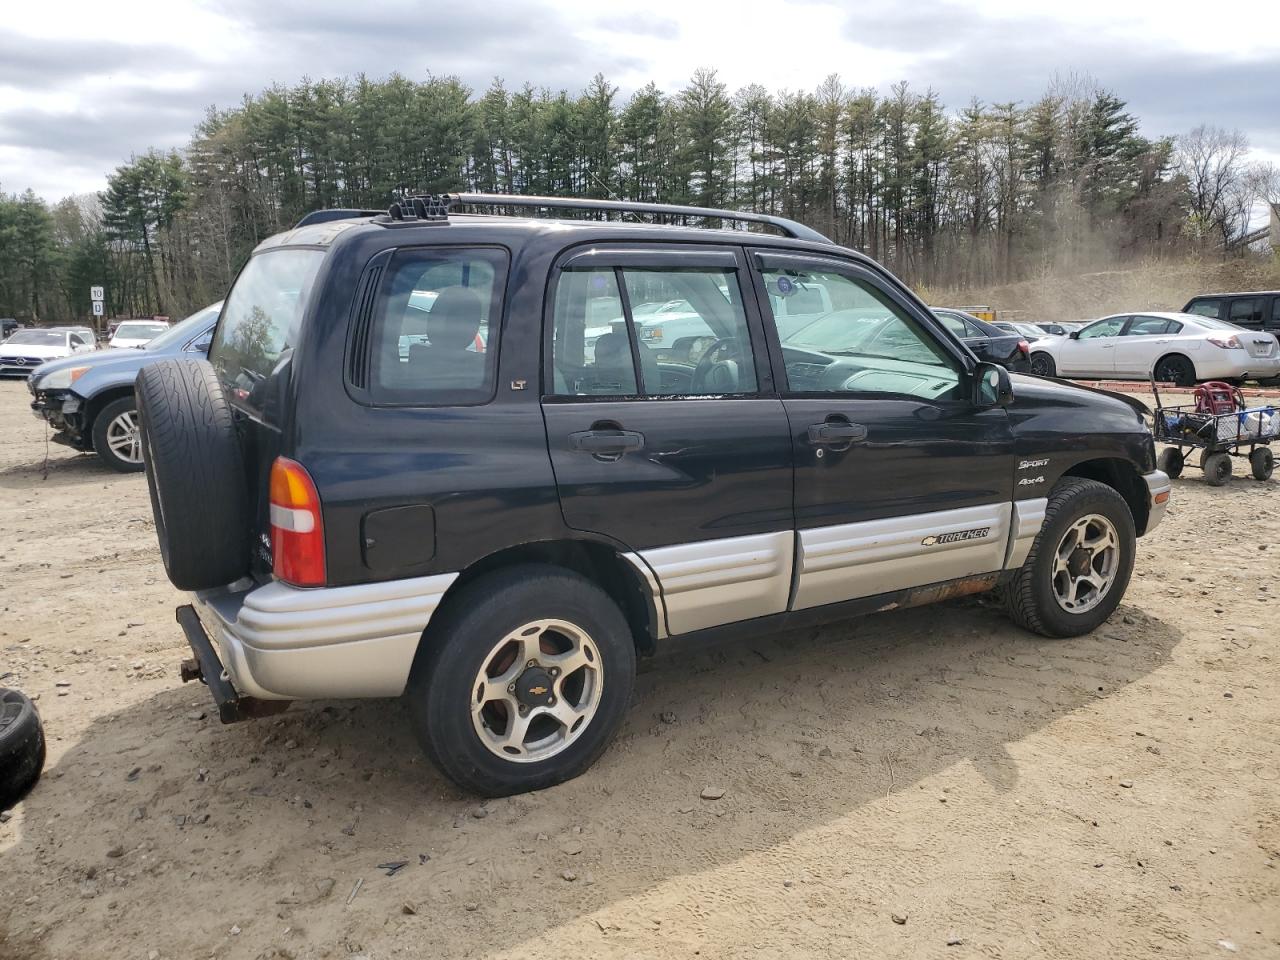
xmin=529 ymin=685 xmax=548 ymax=696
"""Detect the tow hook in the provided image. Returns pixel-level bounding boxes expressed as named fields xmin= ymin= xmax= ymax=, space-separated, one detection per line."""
xmin=179 ymin=658 xmax=203 ymax=684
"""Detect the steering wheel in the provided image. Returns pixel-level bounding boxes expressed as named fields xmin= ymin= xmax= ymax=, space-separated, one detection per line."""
xmin=691 ymin=338 xmax=745 ymax=392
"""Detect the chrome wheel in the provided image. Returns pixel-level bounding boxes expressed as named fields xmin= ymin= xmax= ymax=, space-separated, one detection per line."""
xmin=470 ymin=619 xmax=603 ymax=763
xmin=1051 ymin=513 xmax=1120 ymax=614
xmin=105 ymin=409 xmax=142 ymax=465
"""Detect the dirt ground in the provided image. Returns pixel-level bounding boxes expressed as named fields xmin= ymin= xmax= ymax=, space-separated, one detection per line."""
xmin=1 ymin=378 xmax=1277 ymax=960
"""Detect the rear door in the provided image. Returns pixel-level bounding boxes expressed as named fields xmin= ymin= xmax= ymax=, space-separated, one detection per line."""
xmin=1113 ymin=315 xmax=1175 ymax=376
xmin=541 ymin=244 xmax=794 ymax=635
xmin=751 ymin=251 xmax=1017 ymax=610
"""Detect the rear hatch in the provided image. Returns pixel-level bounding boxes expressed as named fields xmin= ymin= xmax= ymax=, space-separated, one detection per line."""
xmin=207 ymin=246 xmax=326 ymax=581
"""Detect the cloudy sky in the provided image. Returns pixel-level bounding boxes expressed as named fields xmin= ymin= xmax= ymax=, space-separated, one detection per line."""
xmin=2 ymin=0 xmax=1278 ymax=200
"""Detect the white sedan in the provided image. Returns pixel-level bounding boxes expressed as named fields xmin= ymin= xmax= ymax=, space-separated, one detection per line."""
xmin=0 ymin=328 xmax=96 ymax=377
xmin=1027 ymin=311 xmax=1280 ymax=385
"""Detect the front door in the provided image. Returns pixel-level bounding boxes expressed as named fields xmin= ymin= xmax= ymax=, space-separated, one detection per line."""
xmin=1058 ymin=316 xmax=1127 ymax=376
xmin=750 ymin=251 xmax=1017 ymax=610
xmin=541 ymin=245 xmax=794 ymax=635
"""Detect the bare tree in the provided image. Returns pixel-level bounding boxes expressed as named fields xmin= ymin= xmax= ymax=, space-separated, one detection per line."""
xmin=1174 ymin=124 xmax=1249 ymax=248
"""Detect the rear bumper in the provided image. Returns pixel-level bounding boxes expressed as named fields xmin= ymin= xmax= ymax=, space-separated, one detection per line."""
xmin=1195 ymin=352 xmax=1280 ymax=380
xmin=185 ymin=572 xmax=457 ymax=701
xmin=1143 ymin=469 xmax=1172 ymax=534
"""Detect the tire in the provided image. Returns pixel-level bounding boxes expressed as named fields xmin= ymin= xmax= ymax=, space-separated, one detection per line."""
xmin=91 ymin=395 xmax=145 ymax=473
xmin=136 ymin=359 xmax=250 ymax=591
xmin=407 ymin=564 xmax=637 ymax=797
xmin=1251 ymin=447 xmax=1274 ymax=481
xmin=1157 ymin=447 xmax=1184 ymax=479
xmin=1003 ymin=477 xmax=1137 ymax=638
xmin=1154 ymin=354 xmax=1196 ymax=387
xmin=1029 ymin=353 xmax=1056 ymax=377
xmin=0 ymin=688 xmax=45 ymax=810
xmin=1203 ymin=451 xmax=1232 ymax=486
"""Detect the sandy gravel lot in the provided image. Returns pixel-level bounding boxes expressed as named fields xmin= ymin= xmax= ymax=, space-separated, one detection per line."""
xmin=1 ymin=378 xmax=1277 ymax=960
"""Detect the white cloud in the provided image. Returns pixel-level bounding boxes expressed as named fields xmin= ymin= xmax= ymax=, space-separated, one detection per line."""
xmin=1 ymin=0 xmax=1278 ymax=199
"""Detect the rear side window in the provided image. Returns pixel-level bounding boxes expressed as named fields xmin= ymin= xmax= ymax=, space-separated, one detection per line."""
xmin=550 ymin=265 xmax=757 ymax=397
xmin=1228 ymin=298 xmax=1262 ymax=325
xmin=365 ymin=247 xmax=508 ymax=405
xmin=211 ymin=249 xmax=324 ymax=392
xmin=1125 ymin=317 xmax=1172 ymax=335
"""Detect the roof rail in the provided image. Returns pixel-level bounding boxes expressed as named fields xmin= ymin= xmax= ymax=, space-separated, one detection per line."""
xmin=442 ymin=193 xmax=833 ymax=244
xmin=294 ymin=209 xmax=387 ymax=228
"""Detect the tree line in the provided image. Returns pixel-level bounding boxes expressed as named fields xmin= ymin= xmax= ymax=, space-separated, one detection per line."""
xmin=1 ymin=68 xmax=1275 ymax=323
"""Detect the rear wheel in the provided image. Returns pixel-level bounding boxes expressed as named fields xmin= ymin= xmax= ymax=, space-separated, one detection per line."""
xmin=1250 ymin=447 xmax=1274 ymax=481
xmin=1203 ymin=451 xmax=1232 ymax=486
xmin=1004 ymin=478 xmax=1136 ymax=637
xmin=1157 ymin=447 xmax=1184 ymax=479
xmin=407 ymin=565 xmax=637 ymax=796
xmin=0 ymin=688 xmax=45 ymax=810
xmin=1154 ymin=354 xmax=1196 ymax=387
xmin=91 ymin=396 xmax=145 ymax=473
xmin=1029 ymin=353 xmax=1056 ymax=377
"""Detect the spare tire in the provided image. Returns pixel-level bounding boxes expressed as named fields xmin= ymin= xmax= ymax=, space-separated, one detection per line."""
xmin=136 ymin=359 xmax=251 ymax=590
xmin=0 ymin=688 xmax=45 ymax=810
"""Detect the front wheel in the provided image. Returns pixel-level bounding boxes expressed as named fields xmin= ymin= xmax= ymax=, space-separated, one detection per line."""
xmin=1004 ymin=477 xmax=1136 ymax=637
xmin=1250 ymin=447 xmax=1274 ymax=481
xmin=1203 ymin=451 xmax=1232 ymax=486
xmin=91 ymin=396 xmax=145 ymax=473
xmin=1029 ymin=353 xmax=1056 ymax=377
xmin=407 ymin=565 xmax=636 ymax=797
xmin=1157 ymin=447 xmax=1184 ymax=479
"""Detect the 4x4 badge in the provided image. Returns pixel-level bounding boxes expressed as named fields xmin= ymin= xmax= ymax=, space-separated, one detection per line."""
xmin=922 ymin=527 xmax=990 ymax=546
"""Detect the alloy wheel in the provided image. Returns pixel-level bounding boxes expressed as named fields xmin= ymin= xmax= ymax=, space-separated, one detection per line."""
xmin=1051 ymin=513 xmax=1120 ymax=614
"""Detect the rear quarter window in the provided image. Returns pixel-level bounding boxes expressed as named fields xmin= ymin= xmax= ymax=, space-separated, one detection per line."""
xmin=359 ymin=247 xmax=509 ymax=405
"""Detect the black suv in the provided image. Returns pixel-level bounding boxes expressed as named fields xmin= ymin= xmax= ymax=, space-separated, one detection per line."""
xmin=1182 ymin=291 xmax=1280 ymax=335
xmin=137 ymin=194 xmax=1171 ymax=796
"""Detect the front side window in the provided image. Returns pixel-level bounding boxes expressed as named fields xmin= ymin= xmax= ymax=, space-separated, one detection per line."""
xmin=211 ymin=249 xmax=325 ymax=392
xmin=368 ymin=248 xmax=506 ymax=404
xmin=1078 ymin=317 xmax=1126 ymax=339
xmin=764 ymin=266 xmax=961 ymax=399
xmin=551 ymin=264 xmax=756 ymax=397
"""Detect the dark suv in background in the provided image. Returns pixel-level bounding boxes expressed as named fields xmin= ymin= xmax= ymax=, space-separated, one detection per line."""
xmin=1182 ymin=291 xmax=1280 ymax=335
xmin=136 ymin=194 xmax=1170 ymax=796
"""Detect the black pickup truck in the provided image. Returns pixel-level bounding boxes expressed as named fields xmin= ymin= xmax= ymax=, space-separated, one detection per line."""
xmin=135 ymin=194 xmax=1171 ymax=796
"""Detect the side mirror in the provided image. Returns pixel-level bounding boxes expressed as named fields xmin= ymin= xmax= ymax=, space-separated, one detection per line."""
xmin=1068 ymin=330 xmax=1080 ymax=340
xmin=974 ymin=361 xmax=1014 ymax=409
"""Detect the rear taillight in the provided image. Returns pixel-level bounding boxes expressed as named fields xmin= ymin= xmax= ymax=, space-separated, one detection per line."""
xmin=1207 ymin=335 xmax=1241 ymax=349
xmin=269 ymin=457 xmax=325 ymax=587
xmin=1017 ymin=339 xmax=1030 ymax=355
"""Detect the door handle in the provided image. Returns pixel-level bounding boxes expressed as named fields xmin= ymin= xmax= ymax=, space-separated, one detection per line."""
xmin=807 ymin=420 xmax=869 ymax=445
xmin=1100 ymin=343 xmax=1115 ymax=349
xmin=568 ymin=428 xmax=645 ymax=454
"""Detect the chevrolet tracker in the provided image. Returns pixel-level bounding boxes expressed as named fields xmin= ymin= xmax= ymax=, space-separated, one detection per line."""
xmin=136 ymin=194 xmax=1171 ymax=796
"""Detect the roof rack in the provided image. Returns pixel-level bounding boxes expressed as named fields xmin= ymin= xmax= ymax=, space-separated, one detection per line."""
xmin=442 ymin=193 xmax=833 ymax=244
xmin=294 ymin=209 xmax=387 ymax=228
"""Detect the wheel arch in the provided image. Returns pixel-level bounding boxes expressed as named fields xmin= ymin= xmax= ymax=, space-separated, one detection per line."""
xmin=1029 ymin=350 xmax=1055 ymax=374
xmin=1060 ymin=457 xmax=1150 ymax=534
xmin=83 ymin=383 xmax=136 ymax=432
xmin=425 ymin=538 xmax=662 ymax=660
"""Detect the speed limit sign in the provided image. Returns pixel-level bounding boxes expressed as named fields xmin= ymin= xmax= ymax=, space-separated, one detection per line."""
xmin=90 ymin=286 xmax=104 ymax=301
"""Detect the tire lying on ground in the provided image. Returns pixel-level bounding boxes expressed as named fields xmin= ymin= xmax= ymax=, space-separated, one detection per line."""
xmin=0 ymin=688 xmax=46 ymax=810
xmin=136 ymin=358 xmax=250 ymax=591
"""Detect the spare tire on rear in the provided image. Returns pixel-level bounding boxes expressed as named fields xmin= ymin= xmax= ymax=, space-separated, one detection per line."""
xmin=136 ymin=358 xmax=251 ymax=591
xmin=1 ymin=687 xmax=45 ymax=810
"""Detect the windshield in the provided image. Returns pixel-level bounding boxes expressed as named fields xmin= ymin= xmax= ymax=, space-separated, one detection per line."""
xmin=5 ymin=330 xmax=66 ymax=347
xmin=145 ymin=303 xmax=222 ymax=351
xmin=113 ymin=322 xmax=168 ymax=340
xmin=210 ymin=248 xmax=324 ymax=392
